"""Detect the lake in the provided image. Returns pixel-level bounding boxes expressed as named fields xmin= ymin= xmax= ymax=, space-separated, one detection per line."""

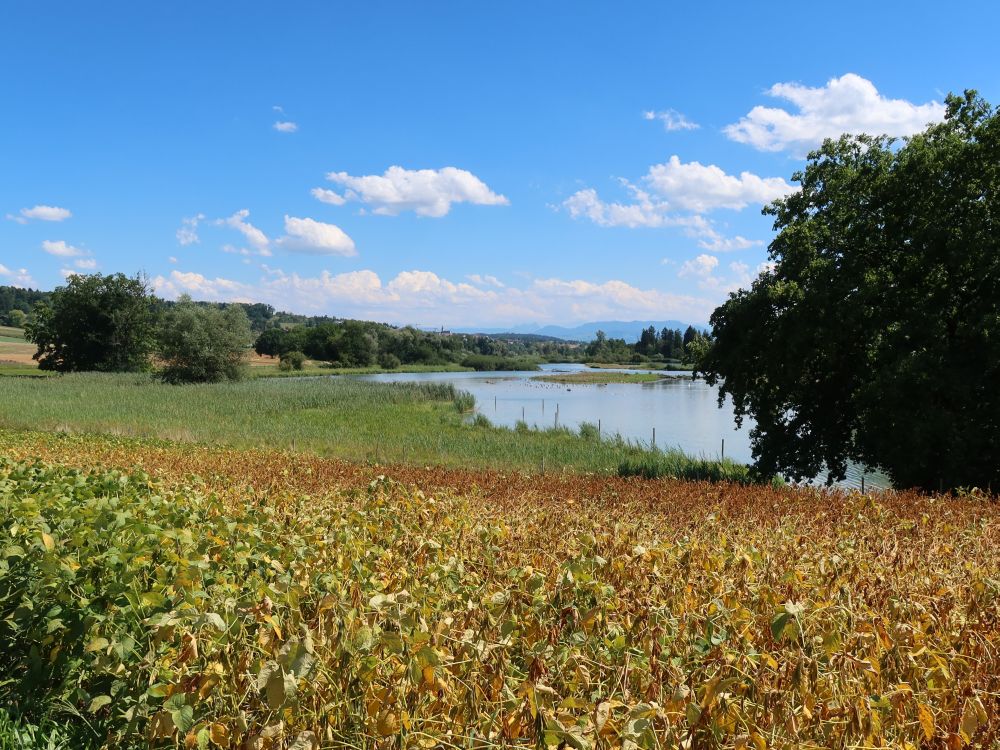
xmin=360 ymin=363 xmax=887 ymax=489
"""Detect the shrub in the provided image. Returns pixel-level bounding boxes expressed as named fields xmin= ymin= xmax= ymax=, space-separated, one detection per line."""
xmin=378 ymin=352 xmax=401 ymax=369
xmin=279 ymin=350 xmax=306 ymax=371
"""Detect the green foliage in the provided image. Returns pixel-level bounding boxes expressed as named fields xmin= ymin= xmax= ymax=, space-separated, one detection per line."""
xmin=458 ymin=354 xmax=540 ymax=371
xmin=698 ymin=91 xmax=1000 ymax=491
xmin=377 ymin=351 xmax=401 ymax=369
xmin=618 ymin=451 xmax=753 ymax=483
xmin=5 ymin=309 xmax=26 ymax=329
xmin=24 ymin=273 xmax=156 ymax=373
xmin=278 ymin=350 xmax=306 ymax=371
xmin=0 ymin=708 xmax=89 ymax=749
xmin=0 ymin=285 xmax=49 ymax=326
xmin=156 ymin=295 xmax=252 ymax=383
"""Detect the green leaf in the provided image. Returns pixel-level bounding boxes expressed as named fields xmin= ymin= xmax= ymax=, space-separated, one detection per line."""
xmin=171 ymin=704 xmax=194 ymax=732
xmin=85 ymin=636 xmax=109 ymax=652
xmin=88 ymin=695 xmax=112 ymax=713
xmin=770 ymin=612 xmax=791 ymax=641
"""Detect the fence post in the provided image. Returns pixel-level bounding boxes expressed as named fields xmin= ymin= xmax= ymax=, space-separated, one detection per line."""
xmin=652 ymin=427 xmax=656 ymax=447
xmin=598 ymin=418 xmax=601 ymax=437
xmin=721 ymin=438 xmax=725 ymax=460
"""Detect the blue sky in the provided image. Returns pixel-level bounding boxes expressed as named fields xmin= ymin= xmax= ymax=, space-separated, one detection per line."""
xmin=2 ymin=1 xmax=997 ymax=327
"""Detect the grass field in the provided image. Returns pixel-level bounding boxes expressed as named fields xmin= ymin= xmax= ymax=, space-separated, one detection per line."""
xmin=1 ymin=429 xmax=997 ymax=748
xmin=535 ymin=371 xmax=668 ymax=384
xmin=0 ymin=373 xmax=751 ymax=482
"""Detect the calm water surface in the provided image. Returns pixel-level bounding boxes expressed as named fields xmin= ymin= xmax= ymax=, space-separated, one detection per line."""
xmin=360 ymin=363 xmax=887 ymax=490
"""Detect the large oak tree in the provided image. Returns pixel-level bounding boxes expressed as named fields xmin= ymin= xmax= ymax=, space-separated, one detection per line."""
xmin=698 ymin=91 xmax=999 ymax=491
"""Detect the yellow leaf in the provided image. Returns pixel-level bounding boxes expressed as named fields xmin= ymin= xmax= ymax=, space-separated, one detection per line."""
xmin=750 ymin=731 xmax=767 ymax=750
xmin=917 ymin=703 xmax=934 ymax=741
xmin=41 ymin=532 xmax=55 ymax=552
xmin=376 ymin=710 xmax=399 ymax=737
xmin=210 ymin=723 xmax=229 ymax=747
xmin=422 ymin=665 xmax=435 ymax=687
xmin=959 ymin=700 xmax=979 ymax=743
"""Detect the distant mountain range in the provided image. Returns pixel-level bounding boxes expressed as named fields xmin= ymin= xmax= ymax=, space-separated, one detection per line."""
xmin=453 ymin=319 xmax=700 ymax=343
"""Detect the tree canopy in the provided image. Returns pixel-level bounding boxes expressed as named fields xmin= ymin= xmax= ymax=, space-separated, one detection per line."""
xmin=157 ymin=295 xmax=252 ymax=383
xmin=25 ymin=273 xmax=157 ymax=372
xmin=698 ymin=91 xmax=999 ymax=492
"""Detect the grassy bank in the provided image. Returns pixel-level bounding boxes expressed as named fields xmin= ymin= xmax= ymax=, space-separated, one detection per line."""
xmin=535 ymin=371 xmax=666 ymax=384
xmin=0 ymin=441 xmax=996 ymax=748
xmin=0 ymin=372 xmax=749 ymax=481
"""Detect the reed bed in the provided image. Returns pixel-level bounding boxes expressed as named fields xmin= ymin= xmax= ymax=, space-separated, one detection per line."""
xmin=0 ymin=373 xmax=741 ymax=481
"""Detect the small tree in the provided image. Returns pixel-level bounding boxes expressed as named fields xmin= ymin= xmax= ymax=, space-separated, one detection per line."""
xmin=6 ymin=309 xmax=26 ymax=328
xmin=26 ymin=273 xmax=156 ymax=372
xmin=254 ymin=328 xmax=289 ymax=358
xmin=279 ymin=350 xmax=306 ymax=371
xmin=157 ymin=296 xmax=252 ymax=383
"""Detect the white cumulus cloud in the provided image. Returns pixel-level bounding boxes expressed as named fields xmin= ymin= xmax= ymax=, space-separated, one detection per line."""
xmin=724 ymin=73 xmax=946 ymax=153
xmin=217 ymin=209 xmax=270 ymax=251
xmin=273 ymin=121 xmax=298 ymax=133
xmin=642 ymin=109 xmax=699 ymax=131
xmin=678 ymin=253 xmax=719 ymax=279
xmin=0 ymin=264 xmax=35 ymax=286
xmin=41 ymin=240 xmax=86 ymax=258
xmin=176 ymin=213 xmax=205 ymax=245
xmin=9 ymin=205 xmax=72 ymax=223
xmin=644 ymin=156 xmax=794 ymax=212
xmin=275 ymin=215 xmax=357 ymax=257
xmin=311 ymin=187 xmax=347 ymax=206
xmin=322 ymin=166 xmax=509 ymax=217
xmin=152 ymin=266 xmax=717 ymax=327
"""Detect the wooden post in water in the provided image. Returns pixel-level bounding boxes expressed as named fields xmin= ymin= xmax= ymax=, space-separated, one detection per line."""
xmin=598 ymin=418 xmax=601 ymax=437
xmin=721 ymin=438 xmax=725 ymax=460
xmin=494 ymin=395 xmax=497 ymax=411
xmin=652 ymin=427 xmax=656 ymax=447
xmin=521 ymin=406 xmax=525 ymax=421
xmin=861 ymin=475 xmax=865 ymax=494
xmin=542 ymin=399 xmax=545 ymax=414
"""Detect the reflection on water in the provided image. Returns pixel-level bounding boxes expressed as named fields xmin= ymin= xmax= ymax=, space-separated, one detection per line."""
xmin=358 ymin=363 xmax=888 ymax=490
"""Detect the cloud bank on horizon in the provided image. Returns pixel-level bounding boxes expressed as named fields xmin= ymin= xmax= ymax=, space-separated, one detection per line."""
xmin=3 ymin=0 xmax=972 ymax=328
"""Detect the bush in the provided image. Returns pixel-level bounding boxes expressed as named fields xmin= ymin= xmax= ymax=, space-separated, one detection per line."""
xmin=279 ymin=350 xmax=306 ymax=371
xmin=378 ymin=352 xmax=401 ymax=369
xmin=579 ymin=421 xmax=600 ymax=441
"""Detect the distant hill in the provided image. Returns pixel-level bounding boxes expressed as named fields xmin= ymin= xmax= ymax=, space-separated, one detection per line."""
xmin=455 ymin=320 xmax=699 ymax=343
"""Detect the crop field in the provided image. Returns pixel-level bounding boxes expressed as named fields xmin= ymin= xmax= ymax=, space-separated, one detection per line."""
xmin=0 ymin=326 xmax=36 ymax=366
xmin=1 ymin=429 xmax=998 ymax=749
